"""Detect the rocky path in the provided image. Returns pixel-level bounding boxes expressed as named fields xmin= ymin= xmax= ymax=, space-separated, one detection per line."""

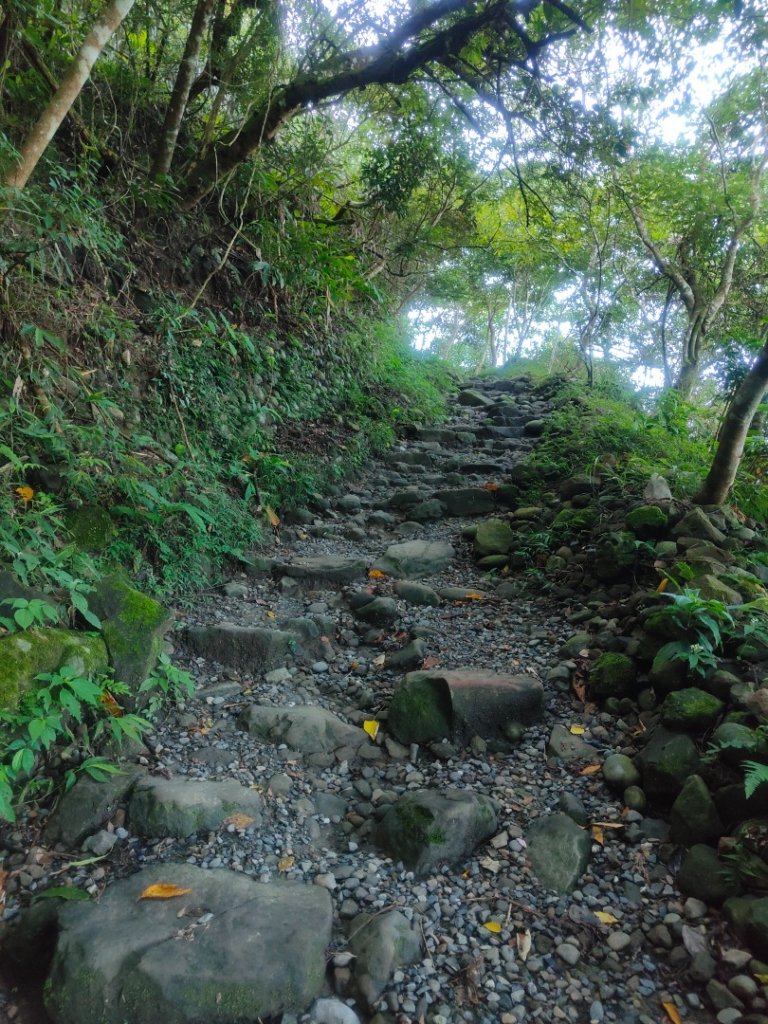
xmin=5 ymin=378 xmax=751 ymax=1024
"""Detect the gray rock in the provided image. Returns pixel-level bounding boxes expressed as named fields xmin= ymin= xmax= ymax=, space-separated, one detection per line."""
xmin=373 ymin=540 xmax=455 ymax=579
xmin=349 ymin=910 xmax=422 ymax=1009
xmin=558 ymin=793 xmax=589 ymax=827
xmin=187 ymin=624 xmax=304 ymax=672
xmin=128 ymin=777 xmax=262 ymax=838
xmin=410 ymin=499 xmax=446 ymax=522
xmin=81 ymin=829 xmax=118 ymax=856
xmin=350 ymin=596 xmax=399 ymax=627
xmin=723 ymin=896 xmax=768 ymax=960
xmin=474 ymin=519 xmax=514 ymax=556
xmin=392 ymin=581 xmax=440 ymax=607
xmin=457 ymin=388 xmax=494 ymax=407
xmin=644 ymin=474 xmax=673 ymax=502
xmin=311 ymin=999 xmax=362 ymax=1024
xmin=672 ymin=507 xmax=726 ymax=544
xmin=388 ymin=669 xmax=543 ymax=746
xmin=547 ymin=724 xmax=598 ymax=762
xmin=602 ymin=753 xmax=640 ymax=792
xmin=384 ymin=639 xmax=428 ymax=671
xmin=526 ymin=813 xmax=591 ymax=893
xmin=678 ymin=845 xmax=740 ymax=906
xmin=376 ymin=789 xmax=497 ymax=875
xmin=45 ymin=768 xmax=144 ymax=848
xmin=239 ymin=704 xmax=366 ymax=757
xmin=44 ymin=864 xmax=331 ymax=1024
xmin=431 ymin=488 xmax=497 ymax=516
xmin=271 ymin=555 xmax=367 ymax=585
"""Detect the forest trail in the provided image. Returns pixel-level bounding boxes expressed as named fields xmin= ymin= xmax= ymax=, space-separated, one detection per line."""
xmin=6 ymin=378 xmax=724 ymax=1024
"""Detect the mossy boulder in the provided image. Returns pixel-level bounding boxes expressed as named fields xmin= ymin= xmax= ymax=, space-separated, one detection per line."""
xmin=0 ymin=629 xmax=108 ymax=711
xmin=669 ymin=775 xmax=724 ymax=846
xmin=474 ymin=519 xmax=514 ymax=557
xmin=678 ymin=845 xmax=740 ymax=906
xmin=65 ymin=506 xmax=115 ymax=551
xmin=387 ymin=673 xmax=452 ymax=744
xmin=594 ymin=531 xmax=636 ymax=582
xmin=723 ymin=897 xmax=768 ymax=960
xmin=625 ymin=505 xmax=668 ymax=539
xmin=636 ymin=726 xmax=701 ymax=798
xmin=693 ymin=573 xmax=743 ymax=606
xmin=588 ymin=653 xmax=637 ymax=699
xmin=659 ymin=687 xmax=724 ymax=731
xmin=375 ymin=789 xmax=497 ymax=876
xmin=550 ymin=505 xmax=598 ymax=543
xmin=92 ymin=575 xmax=172 ymax=696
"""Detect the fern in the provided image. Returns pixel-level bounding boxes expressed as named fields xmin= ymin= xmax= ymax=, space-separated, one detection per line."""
xmin=743 ymin=760 xmax=768 ymax=799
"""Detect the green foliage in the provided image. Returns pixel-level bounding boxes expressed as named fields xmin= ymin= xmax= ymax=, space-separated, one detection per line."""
xmin=0 ymin=597 xmax=60 ymax=633
xmin=0 ymin=665 xmax=149 ymax=823
xmin=138 ymin=653 xmax=195 ymax=719
xmin=743 ymin=760 xmax=768 ymax=800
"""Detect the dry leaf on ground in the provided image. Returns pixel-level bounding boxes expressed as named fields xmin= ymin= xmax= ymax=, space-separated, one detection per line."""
xmin=223 ymin=813 xmax=256 ymax=829
xmin=139 ymin=883 xmax=192 ymax=900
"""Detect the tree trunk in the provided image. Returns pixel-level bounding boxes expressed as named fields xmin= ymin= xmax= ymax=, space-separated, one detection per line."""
xmin=150 ymin=0 xmax=215 ymax=179
xmin=3 ymin=0 xmax=136 ymax=190
xmin=694 ymin=342 xmax=768 ymax=506
xmin=675 ymin=360 xmax=700 ymax=399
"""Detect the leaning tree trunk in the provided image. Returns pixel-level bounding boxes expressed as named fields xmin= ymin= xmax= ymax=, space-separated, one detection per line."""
xmin=694 ymin=342 xmax=768 ymax=506
xmin=149 ymin=0 xmax=215 ymax=179
xmin=3 ymin=0 xmax=136 ymax=190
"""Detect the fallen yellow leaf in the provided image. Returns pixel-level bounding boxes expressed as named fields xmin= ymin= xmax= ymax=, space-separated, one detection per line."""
xmin=656 ymin=577 xmax=670 ymax=593
xmin=139 ymin=883 xmax=192 ymax=900
xmin=265 ymin=610 xmax=277 ymax=619
xmin=15 ymin=486 xmax=34 ymax=503
xmin=483 ymin=921 xmax=502 ymax=934
xmin=464 ymin=592 xmax=484 ymax=601
xmin=278 ymin=856 xmax=295 ymax=873
xmin=594 ymin=911 xmax=619 ymax=925
xmin=368 ymin=569 xmax=386 ymax=579
xmin=754 ymin=973 xmax=768 ymax=984
xmin=592 ymin=826 xmax=604 ymax=846
xmin=569 ymin=725 xmax=586 ymax=735
xmin=265 ymin=504 xmax=280 ymax=528
xmin=224 ymin=813 xmax=256 ymax=830
xmin=580 ymin=764 xmax=601 ymax=776
xmin=662 ymin=1002 xmax=682 ymax=1024
xmin=363 ymin=719 xmax=379 ymax=740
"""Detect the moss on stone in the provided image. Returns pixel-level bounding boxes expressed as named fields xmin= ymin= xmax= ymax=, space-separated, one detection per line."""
xmin=588 ymin=652 xmax=637 ymax=699
xmin=660 ymin=687 xmax=724 ymax=731
xmin=65 ymin=506 xmax=114 ymax=551
xmin=625 ymin=505 xmax=668 ymax=537
xmin=94 ymin=575 xmax=171 ymax=690
xmin=550 ymin=505 xmax=598 ymax=542
xmin=0 ymin=629 xmax=108 ymax=710
xmin=388 ymin=674 xmax=452 ymax=744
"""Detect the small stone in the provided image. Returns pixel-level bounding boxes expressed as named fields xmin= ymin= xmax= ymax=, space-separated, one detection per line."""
xmin=728 ymin=975 xmax=758 ymax=1000
xmin=556 ymin=942 xmax=581 ymax=966
xmin=607 ymin=932 xmax=632 ymax=953
xmin=314 ymin=873 xmax=337 ymax=891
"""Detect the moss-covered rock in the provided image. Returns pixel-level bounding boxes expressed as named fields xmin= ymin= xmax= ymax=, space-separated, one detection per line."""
xmin=588 ymin=653 xmax=637 ymax=699
xmin=0 ymin=629 xmax=108 ymax=710
xmin=669 ymin=775 xmax=723 ymax=846
xmin=474 ymin=519 xmax=514 ymax=557
xmin=92 ymin=575 xmax=172 ymax=696
xmin=550 ymin=505 xmax=598 ymax=543
xmin=594 ymin=531 xmax=636 ymax=582
xmin=678 ymin=845 xmax=740 ymax=906
xmin=625 ymin=505 xmax=668 ymax=538
xmin=660 ymin=687 xmax=724 ymax=731
xmin=723 ymin=896 xmax=768 ymax=960
xmin=693 ymin=573 xmax=743 ymax=606
xmin=65 ymin=506 xmax=115 ymax=551
xmin=387 ymin=673 xmax=452 ymax=744
xmin=636 ymin=726 xmax=700 ymax=798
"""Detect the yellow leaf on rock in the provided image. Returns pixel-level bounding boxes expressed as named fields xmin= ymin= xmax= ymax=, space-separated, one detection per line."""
xmin=224 ymin=813 xmax=256 ymax=830
xmin=662 ymin=1002 xmax=682 ymax=1024
xmin=139 ymin=883 xmax=192 ymax=901
xmin=569 ymin=725 xmax=586 ymax=735
xmin=368 ymin=569 xmax=386 ymax=579
xmin=265 ymin=610 xmax=277 ymax=620
xmin=592 ymin=826 xmax=605 ymax=846
xmin=464 ymin=592 xmax=484 ymax=601
xmin=594 ymin=911 xmax=619 ymax=925
xmin=580 ymin=764 xmax=601 ymax=776
xmin=278 ymin=856 xmax=295 ymax=873
xmin=363 ymin=720 xmax=379 ymax=740
xmin=483 ymin=921 xmax=502 ymax=934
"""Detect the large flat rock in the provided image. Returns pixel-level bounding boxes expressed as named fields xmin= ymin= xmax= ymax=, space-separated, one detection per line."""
xmin=128 ymin=777 xmax=263 ymax=838
xmin=187 ymin=623 xmax=303 ymax=671
xmin=239 ymin=704 xmax=367 ymax=757
xmin=271 ymin=555 xmax=367 ymax=585
xmin=45 ymin=864 xmax=331 ymax=1024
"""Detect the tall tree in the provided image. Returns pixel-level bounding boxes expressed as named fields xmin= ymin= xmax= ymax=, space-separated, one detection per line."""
xmin=150 ymin=0 xmax=216 ymax=179
xmin=3 ymin=0 xmax=136 ymax=190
